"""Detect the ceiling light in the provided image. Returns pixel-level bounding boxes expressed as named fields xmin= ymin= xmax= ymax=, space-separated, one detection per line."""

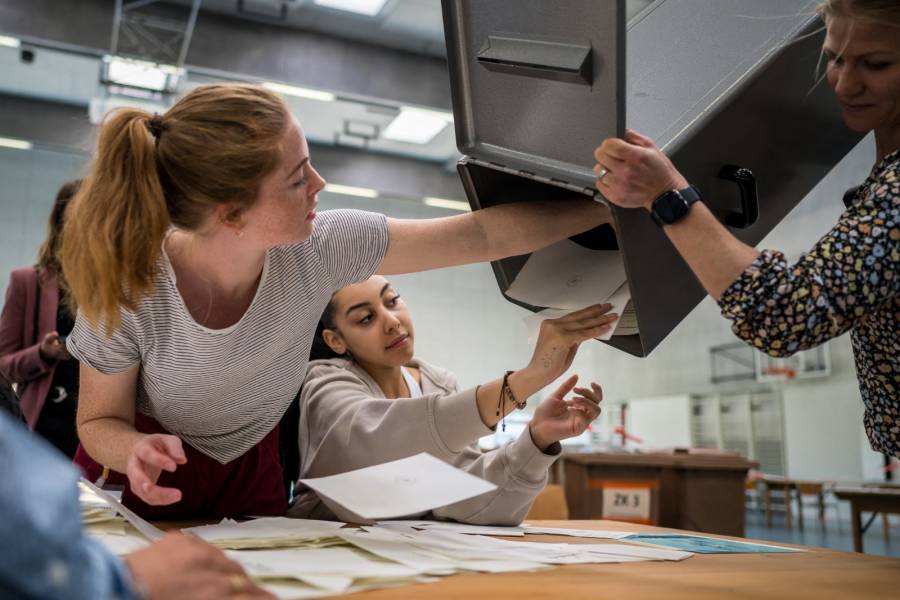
xmin=0 ymin=136 xmax=33 ymax=150
xmin=262 ymin=81 xmax=336 ymax=102
xmin=312 ymin=0 xmax=388 ymax=17
xmin=102 ymin=56 xmax=181 ymax=93
xmin=382 ymin=107 xmax=452 ymax=145
xmin=324 ymin=183 xmax=379 ymax=198
xmin=424 ymin=197 xmax=470 ymax=212
xmin=0 ymin=35 xmax=21 ymax=48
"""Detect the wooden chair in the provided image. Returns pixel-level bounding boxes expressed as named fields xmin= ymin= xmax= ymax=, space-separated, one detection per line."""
xmin=792 ymin=480 xmax=829 ymax=531
xmin=526 ymin=484 xmax=569 ymax=520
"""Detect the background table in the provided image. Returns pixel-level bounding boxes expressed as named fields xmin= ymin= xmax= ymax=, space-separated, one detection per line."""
xmin=560 ymin=452 xmax=756 ymax=535
xmin=833 ymin=486 xmax=900 ymax=553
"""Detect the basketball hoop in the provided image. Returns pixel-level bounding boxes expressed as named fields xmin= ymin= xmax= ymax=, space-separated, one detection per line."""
xmin=763 ymin=366 xmax=797 ymax=380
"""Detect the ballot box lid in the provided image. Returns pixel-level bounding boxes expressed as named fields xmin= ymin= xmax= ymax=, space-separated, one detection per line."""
xmin=441 ymin=0 xmax=625 ymax=191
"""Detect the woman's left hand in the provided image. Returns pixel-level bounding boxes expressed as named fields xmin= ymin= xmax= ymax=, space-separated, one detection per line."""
xmin=593 ymin=129 xmax=689 ymax=210
xmin=529 ymin=375 xmax=602 ymax=451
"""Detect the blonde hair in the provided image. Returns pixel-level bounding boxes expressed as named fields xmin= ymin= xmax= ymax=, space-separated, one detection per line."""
xmin=61 ymin=84 xmax=289 ymax=332
xmin=818 ymin=0 xmax=900 ymax=27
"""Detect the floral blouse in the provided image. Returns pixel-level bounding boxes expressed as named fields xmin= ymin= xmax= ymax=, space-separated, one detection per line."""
xmin=719 ymin=150 xmax=899 ymax=457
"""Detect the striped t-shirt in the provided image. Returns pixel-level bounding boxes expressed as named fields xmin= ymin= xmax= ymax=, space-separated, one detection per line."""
xmin=67 ymin=209 xmax=390 ymax=464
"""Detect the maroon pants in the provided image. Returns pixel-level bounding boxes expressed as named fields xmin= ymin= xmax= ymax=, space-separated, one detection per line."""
xmin=74 ymin=413 xmax=287 ymax=520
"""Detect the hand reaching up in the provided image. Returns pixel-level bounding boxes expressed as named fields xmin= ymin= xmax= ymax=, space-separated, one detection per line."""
xmin=529 ymin=375 xmax=602 ymax=451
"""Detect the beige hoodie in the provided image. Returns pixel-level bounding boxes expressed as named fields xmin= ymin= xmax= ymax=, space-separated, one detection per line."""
xmin=288 ymin=357 xmax=561 ymax=525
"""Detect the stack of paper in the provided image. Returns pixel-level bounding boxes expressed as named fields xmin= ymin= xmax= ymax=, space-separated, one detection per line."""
xmin=184 ymin=518 xmax=346 ymax=550
xmin=79 ymin=481 xmax=123 ymax=526
xmin=505 ymin=239 xmax=638 ymax=340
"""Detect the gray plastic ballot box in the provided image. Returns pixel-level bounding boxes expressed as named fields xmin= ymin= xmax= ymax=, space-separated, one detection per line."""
xmin=441 ymin=0 xmax=864 ymax=357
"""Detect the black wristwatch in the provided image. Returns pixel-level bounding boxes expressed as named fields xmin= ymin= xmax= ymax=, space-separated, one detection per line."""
xmin=650 ymin=184 xmax=702 ymax=227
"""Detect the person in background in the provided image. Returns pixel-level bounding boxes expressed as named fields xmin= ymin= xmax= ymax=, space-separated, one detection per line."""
xmin=0 ymin=180 xmax=82 ymax=457
xmin=60 ymin=84 xmax=610 ymax=519
xmin=0 ymin=372 xmax=273 ymax=600
xmin=592 ymin=0 xmax=898 ymax=456
xmin=290 ymin=275 xmax=609 ymax=525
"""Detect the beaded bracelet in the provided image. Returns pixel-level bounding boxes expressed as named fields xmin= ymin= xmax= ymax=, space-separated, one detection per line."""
xmin=496 ymin=370 xmax=527 ymax=432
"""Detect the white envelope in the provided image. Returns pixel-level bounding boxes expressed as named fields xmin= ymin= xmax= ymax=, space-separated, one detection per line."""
xmin=299 ymin=453 xmax=497 ymax=522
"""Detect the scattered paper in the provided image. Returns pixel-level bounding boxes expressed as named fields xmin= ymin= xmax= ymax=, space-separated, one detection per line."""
xmin=80 ymin=478 xmax=164 ymax=541
xmin=521 ymin=525 xmax=633 ymax=540
xmin=299 ymin=453 xmax=497 ymax=521
xmin=377 ymin=520 xmax=526 ymax=537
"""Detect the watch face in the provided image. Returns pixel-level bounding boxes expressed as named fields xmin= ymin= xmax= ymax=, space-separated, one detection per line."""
xmin=655 ymin=191 xmax=689 ymax=224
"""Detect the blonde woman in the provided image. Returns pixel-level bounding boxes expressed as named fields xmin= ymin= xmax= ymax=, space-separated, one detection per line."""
xmin=61 ymin=84 xmax=610 ymax=518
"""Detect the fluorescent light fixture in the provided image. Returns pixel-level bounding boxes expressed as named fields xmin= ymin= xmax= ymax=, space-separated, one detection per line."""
xmin=103 ymin=56 xmax=181 ymax=93
xmin=312 ymin=0 xmax=388 ymax=17
xmin=382 ymin=107 xmax=452 ymax=145
xmin=0 ymin=136 xmax=33 ymax=150
xmin=424 ymin=197 xmax=470 ymax=212
xmin=262 ymin=81 xmax=336 ymax=102
xmin=324 ymin=183 xmax=379 ymax=198
xmin=0 ymin=35 xmax=21 ymax=48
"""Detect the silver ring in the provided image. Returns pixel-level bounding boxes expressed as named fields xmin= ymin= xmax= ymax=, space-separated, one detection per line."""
xmin=596 ymin=167 xmax=609 ymax=181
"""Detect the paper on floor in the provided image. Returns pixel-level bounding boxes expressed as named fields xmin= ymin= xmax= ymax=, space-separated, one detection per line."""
xmin=299 ymin=453 xmax=497 ymax=522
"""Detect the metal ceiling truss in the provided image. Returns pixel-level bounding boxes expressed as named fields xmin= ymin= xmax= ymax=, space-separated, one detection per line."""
xmin=111 ymin=0 xmax=201 ymax=67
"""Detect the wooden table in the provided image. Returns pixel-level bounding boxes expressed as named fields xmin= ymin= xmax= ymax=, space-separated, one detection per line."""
xmin=833 ymin=486 xmax=900 ymax=553
xmin=350 ymin=520 xmax=900 ymax=599
xmin=561 ymin=452 xmax=756 ymax=536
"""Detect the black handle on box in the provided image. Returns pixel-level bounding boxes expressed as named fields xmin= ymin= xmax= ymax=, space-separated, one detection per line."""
xmin=719 ymin=164 xmax=759 ymax=229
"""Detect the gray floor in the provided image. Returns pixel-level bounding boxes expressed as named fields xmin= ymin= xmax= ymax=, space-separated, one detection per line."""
xmin=744 ymin=504 xmax=900 ymax=558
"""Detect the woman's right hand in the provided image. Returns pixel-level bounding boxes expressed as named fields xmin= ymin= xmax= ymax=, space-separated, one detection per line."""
xmin=126 ymin=434 xmax=188 ymax=506
xmin=39 ymin=331 xmax=72 ymax=361
xmin=521 ymin=304 xmax=618 ymax=388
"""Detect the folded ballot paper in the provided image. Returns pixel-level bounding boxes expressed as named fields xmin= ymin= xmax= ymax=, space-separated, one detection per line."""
xmin=184 ymin=517 xmax=347 ymax=550
xmin=505 ymin=239 xmax=638 ymax=341
xmin=299 ymin=453 xmax=497 ymax=523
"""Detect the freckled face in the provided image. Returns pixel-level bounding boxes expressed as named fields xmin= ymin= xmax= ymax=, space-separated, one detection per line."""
xmin=328 ymin=276 xmax=416 ymax=368
xmin=824 ymin=17 xmax=900 ymax=134
xmin=240 ymin=117 xmax=326 ymax=247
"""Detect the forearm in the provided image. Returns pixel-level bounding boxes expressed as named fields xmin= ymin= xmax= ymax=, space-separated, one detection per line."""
xmin=379 ymin=198 xmax=609 ymax=274
xmin=77 ymin=416 xmax=145 ymax=473
xmin=478 ymin=198 xmax=610 ymax=259
xmin=661 ymin=199 xmax=759 ymax=299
